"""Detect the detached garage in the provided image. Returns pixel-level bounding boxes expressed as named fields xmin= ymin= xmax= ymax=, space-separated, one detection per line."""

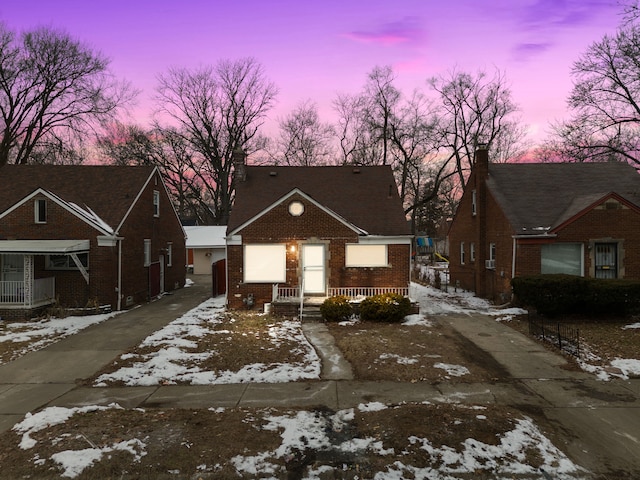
xmin=185 ymin=226 xmax=226 ymax=275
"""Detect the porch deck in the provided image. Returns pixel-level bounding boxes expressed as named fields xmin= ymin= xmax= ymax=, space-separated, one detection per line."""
xmin=271 ymin=285 xmax=410 ymax=304
xmin=270 ymin=285 xmax=415 ymax=319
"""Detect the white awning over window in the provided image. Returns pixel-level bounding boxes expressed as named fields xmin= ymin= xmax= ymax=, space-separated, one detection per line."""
xmin=0 ymin=240 xmax=90 ymax=254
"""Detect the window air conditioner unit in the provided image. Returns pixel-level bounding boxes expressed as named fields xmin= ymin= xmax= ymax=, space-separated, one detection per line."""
xmin=485 ymin=259 xmax=496 ymax=269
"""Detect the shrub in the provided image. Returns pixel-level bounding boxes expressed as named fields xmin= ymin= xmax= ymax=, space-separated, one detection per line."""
xmin=512 ymin=274 xmax=640 ymax=317
xmin=359 ymin=293 xmax=411 ymax=323
xmin=320 ymin=295 xmax=353 ymax=322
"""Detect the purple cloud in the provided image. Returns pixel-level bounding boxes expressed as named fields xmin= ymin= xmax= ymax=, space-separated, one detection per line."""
xmin=517 ymin=0 xmax=616 ymax=31
xmin=511 ymin=42 xmax=553 ymax=62
xmin=342 ymin=16 xmax=426 ymax=46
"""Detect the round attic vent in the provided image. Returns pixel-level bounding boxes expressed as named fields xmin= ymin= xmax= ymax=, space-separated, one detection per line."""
xmin=288 ymin=201 xmax=304 ymax=216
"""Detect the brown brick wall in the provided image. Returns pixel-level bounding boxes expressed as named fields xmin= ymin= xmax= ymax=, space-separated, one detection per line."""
xmin=450 ymin=178 xmax=640 ymax=303
xmin=0 ymin=172 xmax=186 ymax=312
xmin=227 ymin=193 xmax=410 ymax=310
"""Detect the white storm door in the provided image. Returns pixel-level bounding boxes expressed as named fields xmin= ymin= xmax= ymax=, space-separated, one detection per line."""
xmin=302 ymin=245 xmax=325 ymax=294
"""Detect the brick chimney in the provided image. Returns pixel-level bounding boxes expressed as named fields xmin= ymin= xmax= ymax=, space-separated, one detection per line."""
xmin=232 ymin=148 xmax=247 ymax=182
xmin=474 ymin=143 xmax=489 ymax=180
xmin=474 ymin=143 xmax=489 ymax=298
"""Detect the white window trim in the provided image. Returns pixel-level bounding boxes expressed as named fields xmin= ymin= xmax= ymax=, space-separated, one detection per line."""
xmin=345 ymin=244 xmax=388 ymax=267
xmin=144 ymin=239 xmax=151 ymax=266
xmin=45 ymin=253 xmax=89 ymax=271
xmin=460 ymin=242 xmax=465 ymax=265
xmin=244 ymin=244 xmax=286 ymax=283
xmin=167 ymin=243 xmax=173 ymax=267
xmin=489 ymin=243 xmax=496 ymax=261
xmin=34 ymin=199 xmax=47 ymax=224
xmin=153 ymin=190 xmax=160 ymax=217
xmin=471 ymin=190 xmax=477 ymax=216
xmin=470 ymin=242 xmax=476 ymax=262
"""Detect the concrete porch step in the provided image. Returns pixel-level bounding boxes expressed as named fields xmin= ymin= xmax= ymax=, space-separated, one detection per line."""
xmin=301 ymin=306 xmax=324 ymax=323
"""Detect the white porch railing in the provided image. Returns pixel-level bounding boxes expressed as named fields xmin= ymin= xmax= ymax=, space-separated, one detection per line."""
xmin=272 ymin=284 xmax=409 ymax=302
xmin=0 ymin=281 xmax=24 ymax=304
xmin=328 ymin=287 xmax=410 ymax=299
xmin=0 ymin=277 xmax=55 ymax=306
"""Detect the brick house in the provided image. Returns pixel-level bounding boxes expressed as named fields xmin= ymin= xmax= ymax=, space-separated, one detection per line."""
xmin=448 ymin=145 xmax=640 ymax=303
xmin=226 ymin=154 xmax=412 ymax=311
xmin=0 ymin=165 xmax=186 ymax=319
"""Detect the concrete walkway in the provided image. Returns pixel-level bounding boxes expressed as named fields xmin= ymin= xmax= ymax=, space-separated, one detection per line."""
xmin=0 ymin=279 xmax=639 ymax=476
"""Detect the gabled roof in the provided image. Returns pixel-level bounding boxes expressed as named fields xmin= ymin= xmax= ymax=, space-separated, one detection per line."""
xmin=0 ymin=165 xmax=157 ymax=234
xmin=486 ymin=162 xmax=640 ymax=235
xmin=227 ymin=165 xmax=411 ymax=236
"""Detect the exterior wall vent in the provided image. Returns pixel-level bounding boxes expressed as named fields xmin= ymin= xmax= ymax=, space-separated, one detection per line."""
xmin=269 ymin=171 xmax=278 ymax=177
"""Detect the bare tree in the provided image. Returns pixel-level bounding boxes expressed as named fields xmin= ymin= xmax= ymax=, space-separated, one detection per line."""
xmin=364 ymin=66 xmax=401 ymax=166
xmin=276 ymin=100 xmax=335 ymax=165
xmin=553 ymin=25 xmax=640 ymax=167
xmin=154 ymin=58 xmax=278 ymax=224
xmin=98 ymin=122 xmax=216 ymax=224
xmin=0 ymin=24 xmax=134 ymax=166
xmin=333 ymin=92 xmax=381 ymax=165
xmin=428 ymin=68 xmax=523 ymax=188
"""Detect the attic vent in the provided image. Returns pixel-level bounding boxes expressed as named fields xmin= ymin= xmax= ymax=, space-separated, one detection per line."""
xmin=352 ymin=168 xmax=361 ymax=174
xmin=605 ymin=200 xmax=620 ymax=210
xmin=269 ymin=171 xmax=278 ymax=177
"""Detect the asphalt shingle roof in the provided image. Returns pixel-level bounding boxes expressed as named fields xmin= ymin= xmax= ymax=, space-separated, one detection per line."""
xmin=228 ymin=165 xmax=411 ymax=236
xmin=0 ymin=165 xmax=155 ymax=231
xmin=486 ymin=162 xmax=640 ymax=234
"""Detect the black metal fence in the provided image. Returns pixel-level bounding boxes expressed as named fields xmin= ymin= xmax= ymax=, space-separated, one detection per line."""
xmin=529 ymin=314 xmax=581 ymax=358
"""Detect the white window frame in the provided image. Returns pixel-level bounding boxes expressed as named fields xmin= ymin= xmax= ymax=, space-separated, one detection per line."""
xmin=144 ymin=239 xmax=151 ymax=266
xmin=167 ymin=243 xmax=173 ymax=267
xmin=541 ymin=243 xmax=584 ymax=276
xmin=46 ymin=253 xmax=89 ymax=271
xmin=489 ymin=243 xmax=496 ymax=261
xmin=471 ymin=190 xmax=477 ymax=216
xmin=153 ymin=190 xmax=160 ymax=217
xmin=345 ymin=244 xmax=388 ymax=267
xmin=470 ymin=242 xmax=476 ymax=262
xmin=34 ymin=199 xmax=47 ymax=224
xmin=244 ymin=244 xmax=286 ymax=283
xmin=460 ymin=242 xmax=465 ymax=265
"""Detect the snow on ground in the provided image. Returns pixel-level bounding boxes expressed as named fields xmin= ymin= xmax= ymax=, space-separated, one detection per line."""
xmin=94 ymin=296 xmax=321 ymax=386
xmin=0 ymin=311 xmax=120 ymax=365
xmin=14 ymin=403 xmax=586 ymax=479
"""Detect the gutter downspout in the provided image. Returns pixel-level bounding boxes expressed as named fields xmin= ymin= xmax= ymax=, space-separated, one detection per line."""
xmin=117 ymin=238 xmax=122 ymax=311
xmin=512 ymin=237 xmax=517 ymax=281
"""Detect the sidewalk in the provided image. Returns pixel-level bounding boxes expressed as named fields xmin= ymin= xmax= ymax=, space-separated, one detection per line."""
xmin=0 ymin=277 xmax=213 ymax=432
xmin=0 ymin=281 xmax=639 ymax=475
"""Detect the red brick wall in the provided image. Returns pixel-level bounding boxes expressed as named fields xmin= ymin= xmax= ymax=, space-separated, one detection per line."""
xmin=0 ymin=172 xmax=185 ymax=311
xmin=117 ymin=172 xmax=186 ymax=307
xmin=516 ymin=203 xmax=640 ymax=279
xmin=448 ymin=171 xmax=515 ymax=303
xmin=450 ymin=180 xmax=640 ymax=303
xmin=227 ymin=193 xmax=410 ymax=310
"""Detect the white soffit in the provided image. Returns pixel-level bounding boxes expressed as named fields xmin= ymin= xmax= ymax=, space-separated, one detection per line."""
xmin=0 ymin=239 xmax=90 ymax=254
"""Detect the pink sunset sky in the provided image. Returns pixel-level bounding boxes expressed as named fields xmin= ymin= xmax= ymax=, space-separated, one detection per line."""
xmin=0 ymin=0 xmax=623 ymax=144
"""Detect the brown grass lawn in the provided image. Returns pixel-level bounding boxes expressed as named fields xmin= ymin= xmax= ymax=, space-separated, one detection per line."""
xmin=0 ymin=307 xmax=636 ymax=478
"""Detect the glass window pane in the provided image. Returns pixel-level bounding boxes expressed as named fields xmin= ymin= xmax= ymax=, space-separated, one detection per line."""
xmin=541 ymin=244 xmax=582 ymax=276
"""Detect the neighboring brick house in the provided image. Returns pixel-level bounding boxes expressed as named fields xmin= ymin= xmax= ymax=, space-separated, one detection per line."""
xmin=448 ymin=145 xmax=640 ymax=303
xmin=0 ymin=165 xmax=186 ymax=319
xmin=226 ymin=154 xmax=412 ymax=311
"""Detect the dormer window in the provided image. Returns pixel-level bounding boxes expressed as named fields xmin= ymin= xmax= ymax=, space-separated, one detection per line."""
xmin=153 ymin=190 xmax=160 ymax=217
xmin=35 ymin=199 xmax=47 ymax=224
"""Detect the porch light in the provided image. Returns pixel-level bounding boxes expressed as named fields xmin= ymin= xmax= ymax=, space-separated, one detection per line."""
xmin=290 ymin=245 xmax=297 ymax=253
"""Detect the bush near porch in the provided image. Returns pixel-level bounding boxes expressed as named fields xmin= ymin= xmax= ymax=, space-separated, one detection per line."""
xmin=321 ymin=293 xmax=412 ymax=323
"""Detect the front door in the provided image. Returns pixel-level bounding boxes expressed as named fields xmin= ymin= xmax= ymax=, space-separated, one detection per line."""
xmin=302 ymin=245 xmax=325 ymax=294
xmin=595 ymin=243 xmax=617 ymax=279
